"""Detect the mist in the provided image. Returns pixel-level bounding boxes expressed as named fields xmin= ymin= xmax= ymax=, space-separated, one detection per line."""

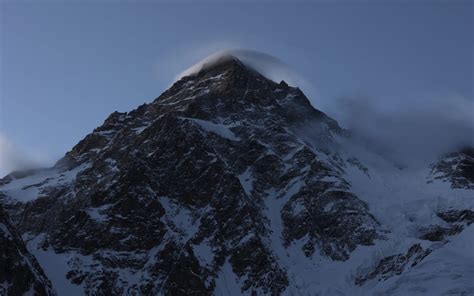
xmin=332 ymin=94 xmax=474 ymax=168
xmin=175 ymin=49 xmax=305 ymax=88
xmin=170 ymin=48 xmax=473 ymax=169
xmin=0 ymin=134 xmax=41 ymax=177
xmin=2 ymin=45 xmax=470 ymax=176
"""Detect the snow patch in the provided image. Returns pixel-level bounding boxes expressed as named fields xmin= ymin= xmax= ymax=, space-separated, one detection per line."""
xmin=215 ymin=260 xmax=242 ymax=296
xmin=0 ymin=223 xmax=12 ymax=239
xmin=86 ymin=204 xmax=110 ymax=223
xmin=0 ymin=163 xmax=90 ymax=203
xmin=183 ymin=117 xmax=240 ymax=141
xmin=192 ymin=243 xmax=214 ymax=267
xmin=25 ymin=234 xmax=87 ymax=296
xmin=238 ymin=168 xmax=253 ymax=196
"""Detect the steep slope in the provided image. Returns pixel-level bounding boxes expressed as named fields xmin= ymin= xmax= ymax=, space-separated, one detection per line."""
xmin=338 ymin=142 xmax=474 ymax=295
xmin=0 ymin=55 xmax=472 ymax=295
xmin=428 ymin=147 xmax=474 ymax=190
xmin=0 ymin=204 xmax=55 ymax=296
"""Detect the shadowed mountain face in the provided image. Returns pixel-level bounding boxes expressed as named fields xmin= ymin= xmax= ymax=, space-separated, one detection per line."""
xmin=428 ymin=147 xmax=474 ymax=190
xmin=0 ymin=205 xmax=55 ymax=296
xmin=0 ymin=56 xmax=472 ymax=295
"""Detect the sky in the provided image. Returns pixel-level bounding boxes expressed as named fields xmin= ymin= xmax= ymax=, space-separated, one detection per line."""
xmin=0 ymin=0 xmax=473 ymax=175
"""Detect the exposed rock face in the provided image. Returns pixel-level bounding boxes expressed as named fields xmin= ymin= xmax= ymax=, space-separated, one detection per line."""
xmin=0 ymin=205 xmax=55 ymax=296
xmin=358 ymin=208 xmax=474 ymax=292
xmin=355 ymin=244 xmax=432 ymax=286
xmin=0 ymin=57 xmax=382 ymax=295
xmin=0 ymin=55 xmax=472 ymax=295
xmin=419 ymin=224 xmax=463 ymax=242
xmin=428 ymin=147 xmax=474 ymax=189
xmin=282 ymin=190 xmax=380 ymax=260
xmin=438 ymin=209 xmax=474 ymax=225
xmin=419 ymin=209 xmax=474 ymax=242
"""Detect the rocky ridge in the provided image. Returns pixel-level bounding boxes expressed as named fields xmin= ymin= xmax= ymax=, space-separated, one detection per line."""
xmin=0 ymin=205 xmax=55 ymax=296
xmin=0 ymin=55 xmax=472 ymax=295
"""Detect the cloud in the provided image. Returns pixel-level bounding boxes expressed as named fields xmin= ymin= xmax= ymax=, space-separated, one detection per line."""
xmin=174 ymin=49 xmax=302 ymax=86
xmin=157 ymin=45 xmax=473 ymax=168
xmin=155 ymin=45 xmax=319 ymax=92
xmin=0 ymin=133 xmax=40 ymax=177
xmin=333 ymin=93 xmax=474 ymax=168
xmin=170 ymin=47 xmax=323 ymax=105
xmin=153 ymin=41 xmax=240 ymax=86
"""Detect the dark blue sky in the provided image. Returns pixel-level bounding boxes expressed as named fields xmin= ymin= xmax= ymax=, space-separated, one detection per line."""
xmin=0 ymin=1 xmax=472 ymax=173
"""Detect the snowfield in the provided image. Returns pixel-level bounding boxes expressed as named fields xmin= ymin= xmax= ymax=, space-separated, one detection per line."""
xmin=0 ymin=54 xmax=472 ymax=296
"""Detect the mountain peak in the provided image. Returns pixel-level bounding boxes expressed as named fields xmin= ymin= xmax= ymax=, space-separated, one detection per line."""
xmin=174 ymin=49 xmax=300 ymax=87
xmin=2 ymin=50 xmax=473 ymax=296
xmin=155 ymin=52 xmax=341 ymax=133
xmin=176 ymin=52 xmax=252 ymax=80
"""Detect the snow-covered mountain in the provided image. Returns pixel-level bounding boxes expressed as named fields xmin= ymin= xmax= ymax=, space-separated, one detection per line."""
xmin=1 ymin=55 xmax=473 ymax=296
xmin=0 ymin=206 xmax=55 ymax=296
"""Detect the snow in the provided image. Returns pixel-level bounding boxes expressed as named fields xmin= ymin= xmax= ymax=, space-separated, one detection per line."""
xmin=323 ymin=201 xmax=335 ymax=213
xmin=0 ymin=163 xmax=90 ymax=203
xmin=132 ymin=122 xmax=152 ymax=134
xmin=0 ymin=75 xmax=472 ymax=295
xmin=25 ymin=234 xmax=87 ymax=296
xmin=159 ymin=196 xmax=201 ymax=241
xmin=0 ymin=169 xmax=52 ymax=202
xmin=319 ymin=175 xmax=340 ymax=183
xmin=175 ymin=49 xmax=302 ymax=87
xmin=264 ymin=178 xmax=322 ymax=296
xmin=239 ymin=130 xmax=474 ymax=296
xmin=1 ymin=139 xmax=470 ymax=296
xmin=372 ymin=227 xmax=474 ymax=295
xmin=0 ymin=281 xmax=8 ymax=294
xmin=182 ymin=117 xmax=240 ymax=141
xmin=94 ymin=130 xmax=115 ymax=138
xmin=192 ymin=243 xmax=214 ymax=267
xmin=318 ymin=140 xmax=474 ymax=295
xmin=238 ymin=168 xmax=253 ymax=196
xmin=215 ymin=260 xmax=242 ymax=296
xmin=24 ymin=235 xmax=153 ymax=296
xmin=344 ymin=157 xmax=473 ymax=234
xmin=237 ymin=233 xmax=255 ymax=246
xmin=0 ymin=223 xmax=12 ymax=239
xmin=86 ymin=204 xmax=110 ymax=223
xmin=276 ymin=93 xmax=297 ymax=106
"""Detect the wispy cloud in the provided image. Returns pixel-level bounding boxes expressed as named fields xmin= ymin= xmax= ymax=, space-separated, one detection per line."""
xmin=155 ymin=45 xmax=322 ymax=104
xmin=0 ymin=133 xmax=41 ymax=177
xmin=156 ymin=45 xmax=473 ymax=168
xmin=154 ymin=44 xmax=320 ymax=98
xmin=174 ymin=49 xmax=300 ymax=86
xmin=333 ymin=93 xmax=474 ymax=168
xmin=153 ymin=41 xmax=241 ymax=86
